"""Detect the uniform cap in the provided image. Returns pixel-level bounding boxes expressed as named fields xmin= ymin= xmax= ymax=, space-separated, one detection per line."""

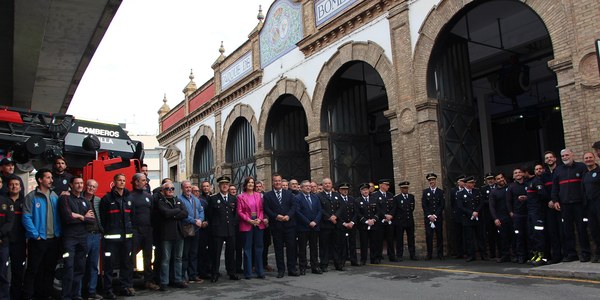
xmin=378 ymin=179 xmax=391 ymax=185
xmin=465 ymin=176 xmax=476 ymax=183
xmin=338 ymin=182 xmax=350 ymax=189
xmin=456 ymin=174 xmax=466 ymax=182
xmin=359 ymin=183 xmax=370 ymax=190
xmin=484 ymin=172 xmax=495 ymax=179
xmin=425 ymin=173 xmax=437 ymax=180
xmin=398 ymin=181 xmax=410 ymax=188
xmin=216 ymin=176 xmax=231 ymax=184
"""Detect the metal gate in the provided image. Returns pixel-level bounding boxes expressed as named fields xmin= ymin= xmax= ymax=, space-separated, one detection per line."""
xmin=193 ymin=136 xmax=214 ymax=186
xmin=226 ymin=118 xmax=256 ymax=190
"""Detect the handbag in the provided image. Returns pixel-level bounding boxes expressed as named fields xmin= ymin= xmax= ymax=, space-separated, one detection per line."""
xmin=182 ymin=198 xmax=197 ymax=237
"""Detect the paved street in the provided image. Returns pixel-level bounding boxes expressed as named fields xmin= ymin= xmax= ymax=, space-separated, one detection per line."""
xmin=129 ymin=259 xmax=599 ymax=299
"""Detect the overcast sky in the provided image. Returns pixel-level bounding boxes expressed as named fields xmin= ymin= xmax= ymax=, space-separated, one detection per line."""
xmin=68 ymin=0 xmax=273 ymax=135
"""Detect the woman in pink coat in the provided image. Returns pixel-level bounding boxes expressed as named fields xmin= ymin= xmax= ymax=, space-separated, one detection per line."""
xmin=237 ymin=176 xmax=268 ymax=279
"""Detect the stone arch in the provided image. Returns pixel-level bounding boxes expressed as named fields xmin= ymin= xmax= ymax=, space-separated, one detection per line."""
xmin=257 ymin=77 xmax=314 ymax=147
xmin=412 ymin=0 xmax=573 ymax=104
xmin=221 ymin=103 xmax=259 ymax=162
xmin=312 ymin=41 xmax=399 ymax=124
xmin=190 ymin=124 xmax=215 ymax=174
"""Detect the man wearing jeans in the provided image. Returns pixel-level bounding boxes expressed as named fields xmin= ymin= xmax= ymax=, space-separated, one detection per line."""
xmin=156 ymin=182 xmax=189 ymax=290
xmin=83 ymin=179 xmax=103 ymax=299
xmin=180 ymin=180 xmax=204 ymax=283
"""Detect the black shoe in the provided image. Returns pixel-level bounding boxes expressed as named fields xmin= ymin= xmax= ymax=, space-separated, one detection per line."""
xmin=276 ymin=272 xmax=284 ymax=278
xmin=592 ymin=256 xmax=600 ymax=263
xmin=389 ymin=258 xmax=398 ymax=262
xmin=299 ymin=269 xmax=306 ymax=275
xmin=174 ymin=282 xmax=188 ymax=288
xmin=104 ymin=291 xmax=117 ymax=300
xmin=438 ymin=255 xmax=445 ymax=260
xmin=580 ymin=255 xmax=591 ymax=263
xmin=360 ymin=260 xmax=367 ymax=266
xmin=351 ymin=262 xmax=359 ymax=266
xmin=562 ymin=255 xmax=578 ymax=262
xmin=257 ymin=275 xmax=266 ymax=279
xmin=480 ymin=255 xmax=488 ymax=261
xmin=496 ymin=256 xmax=511 ymax=263
xmin=335 ymin=266 xmax=345 ymax=271
xmin=466 ymin=257 xmax=476 ymax=262
xmin=321 ymin=267 xmax=329 ymax=272
xmin=210 ymin=275 xmax=219 ymax=283
xmin=397 ymin=257 xmax=403 ymax=262
xmin=159 ymin=285 xmax=168 ymax=292
xmin=517 ymin=257 xmax=526 ymax=264
xmin=312 ymin=268 xmax=322 ymax=274
xmin=229 ymin=274 xmax=240 ymax=280
xmin=288 ymin=271 xmax=300 ymax=276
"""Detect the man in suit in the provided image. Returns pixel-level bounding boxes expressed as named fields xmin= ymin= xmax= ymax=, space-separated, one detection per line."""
xmin=295 ymin=180 xmax=322 ymax=275
xmin=394 ymin=181 xmax=417 ymax=260
xmin=457 ymin=176 xmax=486 ymax=262
xmin=317 ymin=178 xmax=343 ymax=271
xmin=449 ymin=175 xmax=466 ymax=258
xmin=372 ymin=179 xmax=394 ymax=262
xmin=337 ymin=183 xmax=358 ymax=268
xmin=206 ymin=176 xmax=239 ymax=282
xmin=422 ymin=173 xmax=445 ymax=260
xmin=356 ymin=183 xmax=381 ymax=265
xmin=263 ymin=173 xmax=299 ymax=278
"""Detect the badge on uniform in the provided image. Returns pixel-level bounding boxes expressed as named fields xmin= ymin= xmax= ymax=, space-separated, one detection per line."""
xmin=427 ymin=193 xmax=430 ymax=196
xmin=145 ymin=197 xmax=150 ymax=202
xmin=486 ymin=190 xmax=490 ymax=194
xmin=334 ymin=196 xmax=338 ymax=200
xmin=360 ymin=202 xmax=363 ymax=205
xmin=127 ymin=201 xmax=132 ymax=206
xmin=82 ymin=201 xmax=87 ymax=207
xmin=537 ymin=185 xmax=543 ymax=190
xmin=9 ymin=205 xmax=13 ymax=212
xmin=401 ymin=200 xmax=404 ymax=204
xmin=378 ymin=197 xmax=382 ymax=200
xmin=217 ymin=200 xmax=221 ymax=204
xmin=576 ymin=173 xmax=580 ymax=177
xmin=1 ymin=204 xmax=6 ymax=211
xmin=63 ymin=179 xmax=67 ymax=185
xmin=35 ymin=202 xmax=41 ymax=208
xmin=593 ymin=173 xmax=597 ymax=178
xmin=463 ymin=194 xmax=467 ymax=198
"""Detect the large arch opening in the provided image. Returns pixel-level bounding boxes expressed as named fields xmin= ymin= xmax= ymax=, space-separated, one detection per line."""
xmin=321 ymin=61 xmax=393 ymax=194
xmin=427 ymin=0 xmax=564 ymax=184
xmin=192 ymin=135 xmax=215 ymax=186
xmin=265 ymin=95 xmax=310 ymax=181
xmin=225 ymin=118 xmax=257 ymax=190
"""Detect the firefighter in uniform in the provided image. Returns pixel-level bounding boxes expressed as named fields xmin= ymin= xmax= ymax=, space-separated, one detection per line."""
xmin=394 ymin=181 xmax=417 ymax=261
xmin=337 ymin=183 xmax=358 ymax=268
xmin=551 ymin=149 xmax=591 ymax=262
xmin=449 ymin=175 xmax=466 ymax=258
xmin=543 ymin=151 xmax=563 ymax=264
xmin=422 ymin=173 xmax=444 ymax=260
xmin=507 ymin=168 xmax=528 ymax=264
xmin=7 ymin=176 xmax=25 ymax=300
xmin=457 ymin=176 xmax=486 ymax=261
xmin=0 ymin=177 xmax=14 ymax=300
xmin=100 ymin=174 xmax=135 ymax=298
xmin=356 ymin=183 xmax=381 ymax=265
xmin=480 ymin=172 xmax=497 ymax=258
xmin=317 ymin=178 xmax=342 ymax=271
xmin=488 ymin=173 xmax=512 ymax=263
xmin=583 ymin=151 xmax=600 ymax=263
xmin=526 ymin=164 xmax=549 ymax=266
xmin=206 ymin=176 xmax=240 ymax=282
xmin=375 ymin=179 xmax=396 ymax=262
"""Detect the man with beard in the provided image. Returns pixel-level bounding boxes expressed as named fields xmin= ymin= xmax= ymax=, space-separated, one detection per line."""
xmin=0 ymin=157 xmax=24 ymax=198
xmin=489 ymin=173 xmax=512 ymax=263
xmin=52 ymin=156 xmax=73 ymax=195
xmin=0 ymin=176 xmax=14 ymax=300
xmin=543 ymin=151 xmax=563 ymax=264
xmin=583 ymin=152 xmax=600 ymax=263
xmin=421 ymin=173 xmax=444 ymax=260
xmin=551 ymin=149 xmax=591 ymax=262
xmin=507 ymin=168 xmax=528 ymax=264
xmin=526 ymin=164 xmax=550 ymax=266
xmin=7 ymin=176 xmax=25 ymax=299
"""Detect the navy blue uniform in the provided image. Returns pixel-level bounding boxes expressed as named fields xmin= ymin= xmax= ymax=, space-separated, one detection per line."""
xmin=543 ymin=168 xmax=563 ymax=262
xmin=422 ymin=187 xmax=444 ymax=258
xmin=489 ymin=186 xmax=512 ymax=259
xmin=337 ymin=195 xmax=357 ymax=266
xmin=507 ymin=180 xmax=528 ymax=259
xmin=457 ymin=188 xmax=485 ymax=260
xmin=582 ymin=165 xmax=600 ymax=259
xmin=356 ymin=194 xmax=381 ymax=264
xmin=448 ymin=187 xmax=464 ymax=257
xmin=394 ymin=193 xmax=416 ymax=259
xmin=317 ymin=191 xmax=342 ymax=270
xmin=526 ymin=176 xmax=548 ymax=254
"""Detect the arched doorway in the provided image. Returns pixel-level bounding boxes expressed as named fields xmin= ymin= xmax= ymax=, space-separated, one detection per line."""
xmin=322 ymin=61 xmax=393 ymax=194
xmin=265 ymin=95 xmax=310 ymax=181
xmin=226 ymin=118 xmax=256 ymax=189
xmin=193 ymin=135 xmax=214 ymax=186
xmin=427 ymin=0 xmax=564 ymax=184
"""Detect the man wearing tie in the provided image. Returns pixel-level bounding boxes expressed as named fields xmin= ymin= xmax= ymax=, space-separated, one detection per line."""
xmin=263 ymin=173 xmax=298 ymax=278
xmin=373 ymin=179 xmax=395 ymax=262
xmin=394 ymin=181 xmax=417 ymax=261
xmin=337 ymin=183 xmax=358 ymax=268
xmin=356 ymin=183 xmax=380 ymax=265
xmin=421 ymin=173 xmax=445 ymax=260
xmin=317 ymin=178 xmax=343 ymax=271
xmin=295 ymin=180 xmax=322 ymax=275
xmin=457 ymin=176 xmax=485 ymax=262
xmin=206 ymin=176 xmax=239 ymax=282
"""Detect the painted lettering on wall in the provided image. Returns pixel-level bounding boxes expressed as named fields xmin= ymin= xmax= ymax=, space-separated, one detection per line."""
xmin=221 ymin=51 xmax=253 ymax=90
xmin=315 ymin=0 xmax=357 ymax=26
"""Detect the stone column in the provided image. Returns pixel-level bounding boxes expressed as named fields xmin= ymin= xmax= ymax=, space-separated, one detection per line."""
xmin=306 ymin=132 xmax=330 ymax=183
xmin=255 ymin=150 xmax=273 ymax=190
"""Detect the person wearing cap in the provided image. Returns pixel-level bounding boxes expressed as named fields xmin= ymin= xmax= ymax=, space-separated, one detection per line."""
xmin=337 ymin=182 xmax=358 ymax=268
xmin=457 ymin=176 xmax=485 ymax=262
xmin=0 ymin=176 xmax=14 ymax=300
xmin=507 ymin=167 xmax=529 ymax=264
xmin=295 ymin=180 xmax=322 ymax=275
xmin=317 ymin=178 xmax=343 ymax=271
xmin=263 ymin=173 xmax=299 ymax=278
xmin=421 ymin=173 xmax=445 ymax=260
xmin=371 ymin=179 xmax=394 ymax=263
xmin=489 ymin=173 xmax=512 ymax=263
xmin=0 ymin=157 xmax=24 ymax=198
xmin=356 ymin=183 xmax=380 ymax=265
xmin=52 ymin=156 xmax=73 ymax=195
xmin=206 ymin=176 xmax=239 ymax=282
xmin=480 ymin=172 xmax=497 ymax=258
xmin=449 ymin=175 xmax=466 ymax=258
xmin=7 ymin=176 xmax=26 ymax=300
xmin=394 ymin=181 xmax=417 ymax=261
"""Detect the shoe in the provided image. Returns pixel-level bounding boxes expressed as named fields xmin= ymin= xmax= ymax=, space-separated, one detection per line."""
xmin=438 ymin=256 xmax=445 ymax=260
xmin=517 ymin=257 xmax=526 ymax=264
xmin=360 ymin=260 xmax=367 ymax=266
xmin=159 ymin=285 xmax=168 ymax=292
xmin=351 ymin=262 xmax=359 ymax=266
xmin=466 ymin=257 xmax=476 ymax=262
xmin=527 ymin=252 xmax=539 ymax=264
xmin=480 ymin=255 xmax=488 ymax=261
xmin=532 ymin=258 xmax=547 ymax=267
xmin=88 ymin=294 xmax=104 ymax=300
xmin=335 ymin=266 xmax=345 ymax=271
xmin=299 ymin=269 xmax=306 ymax=275
xmin=592 ymin=256 xmax=600 ymax=263
xmin=210 ymin=274 xmax=219 ymax=283
xmin=245 ymin=276 xmax=252 ymax=280
xmin=257 ymin=275 xmax=266 ymax=279
xmin=174 ymin=282 xmax=188 ymax=288
xmin=389 ymin=258 xmax=398 ymax=262
xmin=104 ymin=291 xmax=116 ymax=300
xmin=398 ymin=257 xmax=403 ymax=262
xmin=265 ymin=265 xmax=275 ymax=272
xmin=145 ymin=281 xmax=160 ymax=290
xmin=562 ymin=255 xmax=578 ymax=262
xmin=288 ymin=270 xmax=300 ymax=276
xmin=191 ymin=276 xmax=204 ymax=283
xmin=321 ymin=267 xmax=329 ymax=272
xmin=276 ymin=272 xmax=284 ymax=278
xmin=229 ymin=274 xmax=240 ymax=280
xmin=580 ymin=255 xmax=591 ymax=263
xmin=312 ymin=268 xmax=322 ymax=274
xmin=496 ymin=256 xmax=511 ymax=263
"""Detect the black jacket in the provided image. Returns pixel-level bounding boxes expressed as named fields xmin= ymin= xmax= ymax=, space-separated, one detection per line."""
xmin=318 ymin=191 xmax=342 ymax=230
xmin=551 ymin=161 xmax=587 ymax=204
xmin=157 ymin=194 xmax=188 ymax=241
xmin=489 ymin=186 xmax=509 ymax=220
xmin=456 ymin=188 xmax=483 ymax=226
xmin=0 ymin=195 xmax=14 ymax=244
xmin=264 ymin=189 xmax=297 ymax=230
xmin=336 ymin=195 xmax=356 ymax=228
xmin=59 ymin=193 xmax=95 ymax=239
xmin=507 ymin=180 xmax=527 ymax=215
xmin=393 ymin=193 xmax=415 ymax=227
xmin=128 ymin=189 xmax=153 ymax=228
xmin=356 ymin=194 xmax=381 ymax=229
xmin=421 ymin=187 xmax=444 ymax=220
xmin=100 ymin=188 xmax=133 ymax=239
xmin=206 ymin=193 xmax=238 ymax=237
xmin=583 ymin=165 xmax=600 ymax=206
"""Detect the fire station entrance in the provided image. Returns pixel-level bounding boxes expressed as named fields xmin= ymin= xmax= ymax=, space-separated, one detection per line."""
xmin=265 ymin=95 xmax=310 ymax=181
xmin=322 ymin=61 xmax=393 ymax=194
xmin=427 ymin=0 xmax=564 ymax=185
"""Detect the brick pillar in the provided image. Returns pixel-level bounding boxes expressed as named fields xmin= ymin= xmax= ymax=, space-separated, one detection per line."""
xmin=306 ymin=132 xmax=330 ymax=183
xmin=255 ymin=150 xmax=273 ymax=190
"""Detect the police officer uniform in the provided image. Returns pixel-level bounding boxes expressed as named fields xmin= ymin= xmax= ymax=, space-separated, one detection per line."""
xmin=317 ymin=187 xmax=342 ymax=271
xmin=374 ymin=179 xmax=396 ymax=262
xmin=206 ymin=176 xmax=239 ymax=282
xmin=421 ymin=173 xmax=444 ymax=259
xmin=394 ymin=181 xmax=416 ymax=260
xmin=449 ymin=175 xmax=466 ymax=258
xmin=356 ymin=183 xmax=381 ymax=265
xmin=0 ymin=193 xmax=14 ymax=300
xmin=336 ymin=183 xmax=358 ymax=268
xmin=480 ymin=172 xmax=497 ymax=258
xmin=457 ymin=176 xmax=485 ymax=261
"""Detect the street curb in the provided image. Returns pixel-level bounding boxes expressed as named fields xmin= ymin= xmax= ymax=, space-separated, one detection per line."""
xmin=527 ymin=262 xmax=600 ymax=281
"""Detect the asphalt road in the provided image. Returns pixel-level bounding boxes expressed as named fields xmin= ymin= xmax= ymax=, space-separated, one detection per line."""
xmin=128 ymin=259 xmax=600 ymax=299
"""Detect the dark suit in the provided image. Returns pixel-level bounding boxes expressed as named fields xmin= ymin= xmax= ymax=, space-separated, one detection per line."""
xmin=394 ymin=193 xmax=416 ymax=258
xmin=337 ymin=195 xmax=358 ymax=266
xmin=318 ymin=191 xmax=343 ymax=270
xmin=373 ymin=190 xmax=395 ymax=261
xmin=457 ymin=188 xmax=485 ymax=259
xmin=356 ymin=194 xmax=381 ymax=263
xmin=263 ymin=189 xmax=297 ymax=274
xmin=422 ymin=187 xmax=445 ymax=258
xmin=206 ymin=193 xmax=238 ymax=277
xmin=448 ymin=187 xmax=465 ymax=257
xmin=295 ymin=193 xmax=321 ymax=272
xmin=480 ymin=184 xmax=496 ymax=257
